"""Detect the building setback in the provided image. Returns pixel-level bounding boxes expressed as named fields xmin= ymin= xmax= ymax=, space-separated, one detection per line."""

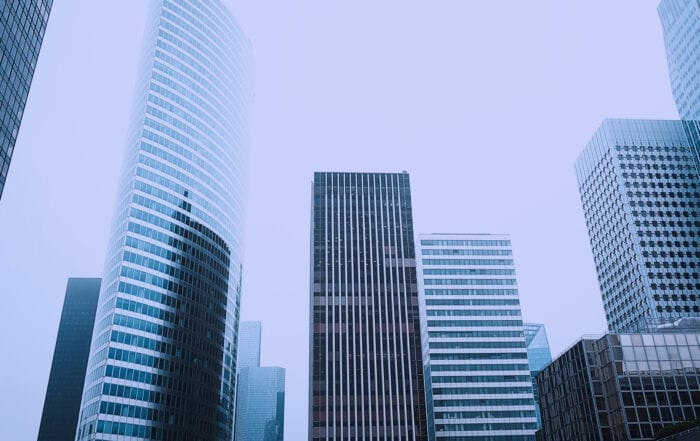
xmin=37 ymin=278 xmax=101 ymax=441
xmin=74 ymin=1 xmax=253 ymax=439
xmin=419 ymin=234 xmax=537 ymax=441
xmin=575 ymin=119 xmax=700 ymax=332
xmin=0 ymin=0 xmax=52 ymax=199
xmin=524 ymin=323 xmax=552 ymax=430
xmin=536 ymin=319 xmax=700 ymax=441
xmin=309 ymin=171 xmax=428 ymax=440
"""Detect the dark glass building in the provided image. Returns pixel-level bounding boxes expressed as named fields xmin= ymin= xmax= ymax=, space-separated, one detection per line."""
xmin=309 ymin=171 xmax=428 ymax=440
xmin=0 ymin=0 xmax=52 ymax=199
xmin=536 ymin=319 xmax=700 ymax=441
xmin=38 ymin=278 xmax=101 ymax=441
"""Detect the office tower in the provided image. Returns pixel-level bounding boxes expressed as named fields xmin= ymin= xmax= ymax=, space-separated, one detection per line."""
xmin=309 ymin=172 xmax=428 ymax=440
xmin=575 ymin=119 xmax=700 ymax=332
xmin=238 ymin=321 xmax=262 ymax=370
xmin=658 ymin=0 xmax=700 ymax=172
xmin=420 ymin=234 xmax=538 ymax=441
xmin=536 ymin=318 xmax=700 ymax=441
xmin=37 ymin=278 xmax=101 ymax=441
xmin=0 ymin=0 xmax=52 ymax=199
xmin=234 ymin=322 xmax=286 ymax=440
xmin=235 ymin=367 xmax=286 ymax=441
xmin=658 ymin=0 xmax=700 ymax=121
xmin=74 ymin=1 xmax=253 ymax=440
xmin=524 ymin=323 xmax=552 ymax=430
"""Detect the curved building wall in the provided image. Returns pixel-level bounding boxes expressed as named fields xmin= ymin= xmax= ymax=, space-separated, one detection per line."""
xmin=75 ymin=1 xmax=252 ymax=439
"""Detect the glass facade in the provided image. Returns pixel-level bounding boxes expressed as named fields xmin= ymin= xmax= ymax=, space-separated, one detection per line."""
xmin=238 ymin=321 xmax=262 ymax=371
xmin=658 ymin=0 xmax=700 ymax=121
xmin=234 ymin=367 xmax=285 ymax=441
xmin=575 ymin=119 xmax=700 ymax=332
xmin=309 ymin=172 xmax=428 ymax=440
xmin=38 ymin=278 xmax=101 ymax=441
xmin=0 ymin=0 xmax=52 ymax=199
xmin=537 ymin=321 xmax=700 ymax=441
xmin=523 ymin=323 xmax=552 ymax=430
xmin=658 ymin=0 xmax=700 ymax=173
xmin=420 ymin=234 xmax=537 ymax=441
xmin=74 ymin=1 xmax=253 ymax=440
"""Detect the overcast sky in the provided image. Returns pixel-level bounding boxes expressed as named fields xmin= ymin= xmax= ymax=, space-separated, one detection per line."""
xmin=0 ymin=1 xmax=680 ymax=439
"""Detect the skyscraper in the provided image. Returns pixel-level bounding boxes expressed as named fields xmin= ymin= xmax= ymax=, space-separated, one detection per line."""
xmin=419 ymin=234 xmax=537 ymax=441
xmin=0 ymin=0 xmax=52 ymax=199
xmin=523 ymin=323 xmax=552 ymax=430
xmin=658 ymin=0 xmax=700 ymax=121
xmin=38 ymin=278 xmax=101 ymax=441
xmin=235 ymin=367 xmax=286 ymax=441
xmin=234 ymin=321 xmax=285 ymax=440
xmin=309 ymin=172 xmax=428 ymax=440
xmin=74 ymin=1 xmax=253 ymax=440
xmin=657 ymin=0 xmax=700 ymax=171
xmin=575 ymin=119 xmax=700 ymax=332
xmin=238 ymin=321 xmax=262 ymax=370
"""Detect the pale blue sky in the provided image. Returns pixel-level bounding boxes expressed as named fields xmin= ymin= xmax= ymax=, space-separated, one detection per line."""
xmin=0 ymin=1 xmax=679 ymax=439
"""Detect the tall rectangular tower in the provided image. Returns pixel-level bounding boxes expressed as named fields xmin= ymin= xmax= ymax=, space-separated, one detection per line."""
xmin=419 ymin=234 xmax=537 ymax=440
xmin=38 ymin=278 xmax=101 ymax=441
xmin=238 ymin=321 xmax=262 ymax=371
xmin=575 ymin=119 xmax=700 ymax=332
xmin=0 ymin=0 xmax=52 ymax=199
xmin=309 ymin=172 xmax=428 ymax=440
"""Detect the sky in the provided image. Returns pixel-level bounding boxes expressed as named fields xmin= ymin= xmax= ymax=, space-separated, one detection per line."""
xmin=0 ymin=1 xmax=681 ymax=439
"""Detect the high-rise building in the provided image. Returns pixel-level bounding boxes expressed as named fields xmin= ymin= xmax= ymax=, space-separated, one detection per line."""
xmin=238 ymin=321 xmax=262 ymax=370
xmin=419 ymin=234 xmax=538 ymax=441
xmin=235 ymin=367 xmax=286 ymax=441
xmin=658 ymin=0 xmax=700 ymax=121
xmin=74 ymin=1 xmax=253 ymax=439
xmin=536 ymin=319 xmax=700 ymax=441
xmin=575 ymin=119 xmax=700 ymax=332
xmin=309 ymin=171 xmax=428 ymax=440
xmin=524 ymin=323 xmax=552 ymax=430
xmin=0 ymin=0 xmax=52 ymax=199
xmin=233 ymin=321 xmax=285 ymax=440
xmin=37 ymin=278 xmax=101 ymax=441
xmin=657 ymin=0 xmax=700 ymax=173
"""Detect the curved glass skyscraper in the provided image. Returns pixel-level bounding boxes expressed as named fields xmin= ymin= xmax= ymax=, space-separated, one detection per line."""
xmin=75 ymin=1 xmax=252 ymax=439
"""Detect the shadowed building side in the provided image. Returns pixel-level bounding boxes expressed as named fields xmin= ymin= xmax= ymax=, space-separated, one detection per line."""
xmin=38 ymin=278 xmax=101 ymax=441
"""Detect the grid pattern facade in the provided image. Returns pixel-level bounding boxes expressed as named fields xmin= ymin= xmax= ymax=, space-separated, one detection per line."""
xmin=420 ymin=234 xmax=537 ymax=441
xmin=234 ymin=367 xmax=285 ymax=441
xmin=75 ymin=1 xmax=252 ymax=440
xmin=537 ymin=327 xmax=700 ymax=441
xmin=38 ymin=278 xmax=101 ymax=441
xmin=575 ymin=119 xmax=700 ymax=332
xmin=524 ymin=323 xmax=552 ymax=430
xmin=535 ymin=340 xmax=600 ymax=441
xmin=309 ymin=172 xmax=428 ymax=440
xmin=0 ymin=0 xmax=52 ymax=198
xmin=658 ymin=0 xmax=700 ymax=120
